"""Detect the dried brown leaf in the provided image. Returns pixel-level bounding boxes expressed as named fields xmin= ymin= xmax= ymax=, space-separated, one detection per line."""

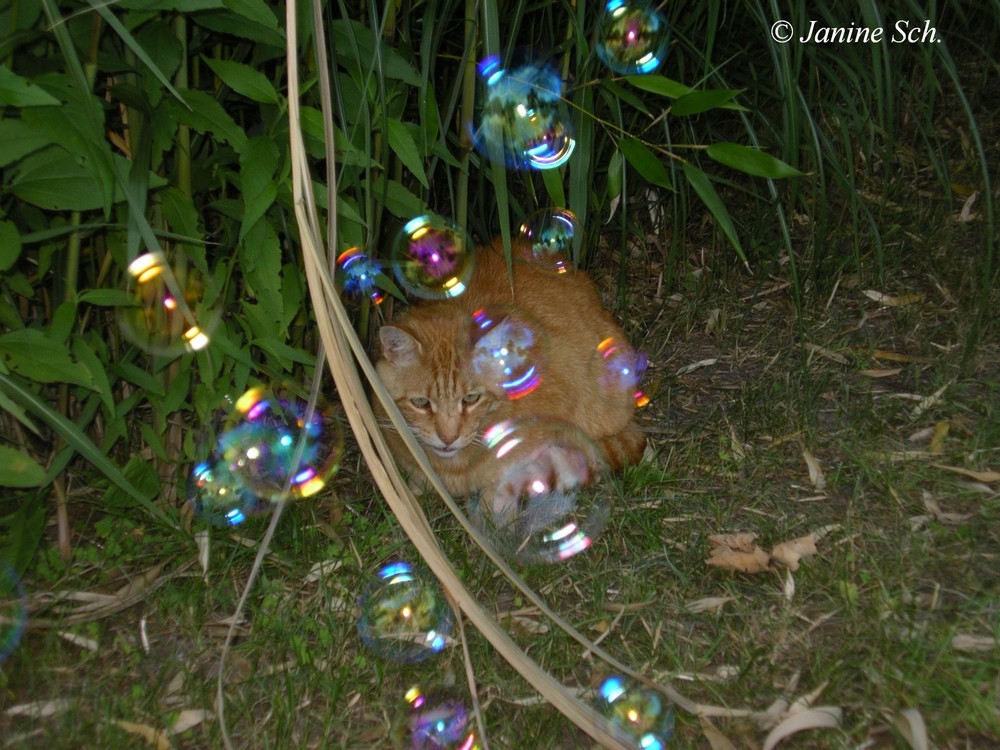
xmin=168 ymin=709 xmax=211 ymax=735
xmin=762 ymin=706 xmax=842 ymax=750
xmin=112 ymin=720 xmax=171 ymax=750
xmin=801 ymin=450 xmax=826 ymax=490
xmin=700 ymin=716 xmax=739 ymax=750
xmin=894 ymin=708 xmax=930 ymax=750
xmin=708 ymin=532 xmax=758 ymax=553
xmin=922 ymin=492 xmax=972 ymax=525
xmin=863 ymin=290 xmax=924 ymax=307
xmin=859 ymin=367 xmax=903 ymax=378
xmin=675 ymin=357 xmax=718 ymax=376
xmin=706 ymin=545 xmax=771 ymax=574
xmin=932 ymin=464 xmax=1000 ymax=483
xmin=928 ymin=421 xmax=950 ymax=454
xmin=804 ymin=342 xmax=849 ymax=364
xmin=770 ymin=533 xmax=819 ymax=572
xmin=685 ymin=596 xmax=735 ymax=614
xmin=951 ymin=634 xmax=998 ymax=652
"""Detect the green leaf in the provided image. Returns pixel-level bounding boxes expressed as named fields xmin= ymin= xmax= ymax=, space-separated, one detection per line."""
xmin=109 ymin=362 xmax=165 ymax=396
xmin=72 ymin=337 xmax=116 ymax=414
xmin=162 ymin=89 xmax=247 ymax=150
xmin=0 ymin=221 xmax=22 ymax=272
xmin=367 ymin=176 xmax=425 ymax=219
xmin=0 ymin=496 xmax=45 ymax=575
xmin=0 ymin=446 xmax=45 ymax=488
xmin=619 ymin=137 xmax=674 ymax=190
xmin=252 ymin=337 xmax=315 ymax=368
xmin=706 ymin=142 xmax=804 ymax=179
xmin=682 ymin=162 xmax=745 ymax=263
xmin=671 ymin=89 xmax=742 ymax=117
xmin=330 ymin=19 xmax=421 ymax=87
xmin=0 ymin=119 xmax=51 ymax=167
xmin=540 ymin=167 xmax=565 ymax=208
xmin=607 ymin=149 xmax=623 ymax=200
xmin=101 ymin=456 xmax=160 ymax=508
xmin=241 ymin=219 xmax=284 ymax=333
xmin=79 ymin=289 xmax=133 ymax=307
xmin=239 ymin=136 xmax=280 ymax=240
xmin=203 ymin=57 xmax=280 ymax=104
xmin=624 ymin=74 xmax=692 ymax=98
xmin=0 ymin=328 xmax=96 ymax=389
xmin=386 ymin=118 xmax=429 ymax=189
xmin=0 ymin=65 xmax=60 ymax=106
xmin=0 ymin=374 xmax=176 ymax=529
xmin=8 ymin=146 xmax=107 ymax=211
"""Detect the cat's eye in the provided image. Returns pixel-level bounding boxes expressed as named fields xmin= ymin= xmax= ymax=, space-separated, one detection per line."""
xmin=409 ymin=397 xmax=431 ymax=410
xmin=462 ymin=392 xmax=481 ymax=405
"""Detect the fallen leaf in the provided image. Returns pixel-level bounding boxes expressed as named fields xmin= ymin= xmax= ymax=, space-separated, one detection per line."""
xmin=804 ymin=342 xmax=849 ymax=365
xmin=706 ymin=545 xmax=771 ymax=574
xmin=783 ymin=568 xmax=795 ymax=601
xmin=894 ymin=707 xmax=930 ymax=750
xmin=863 ymin=289 xmax=924 ymax=307
xmin=112 ymin=720 xmax=172 ymax=750
xmin=958 ymin=191 xmax=978 ymax=223
xmin=708 ymin=532 xmax=759 ymax=552
xmin=870 ymin=349 xmax=929 ymax=363
xmin=5 ymin=699 xmax=73 ymax=718
xmin=951 ymin=634 xmax=998 ymax=652
xmin=304 ymin=559 xmax=343 ymax=583
xmin=802 ymin=449 xmax=826 ymax=490
xmin=675 ymin=358 xmax=718 ymax=376
xmin=922 ymin=492 xmax=972 ymax=525
xmin=700 ymin=716 xmax=739 ymax=750
xmin=911 ymin=381 xmax=952 ymax=420
xmin=168 ymin=709 xmax=211 ymax=735
xmin=928 ymin=421 xmax=949 ymax=454
xmin=684 ymin=596 xmax=734 ymax=614
xmin=762 ymin=706 xmax=842 ymax=750
xmin=859 ymin=367 xmax=902 ymax=378
xmin=771 ymin=533 xmax=819 ymax=572
xmin=932 ymin=464 xmax=1000 ymax=483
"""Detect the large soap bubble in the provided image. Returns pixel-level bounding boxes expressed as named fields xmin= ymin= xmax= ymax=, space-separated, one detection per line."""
xmin=595 ymin=0 xmax=670 ymax=75
xmin=470 ymin=417 xmax=609 ymax=564
xmin=473 ymin=54 xmax=575 ymax=170
xmin=470 ymin=306 xmax=548 ymax=400
xmin=391 ymin=215 xmax=475 ymax=300
xmin=595 ymin=675 xmax=675 ymax=748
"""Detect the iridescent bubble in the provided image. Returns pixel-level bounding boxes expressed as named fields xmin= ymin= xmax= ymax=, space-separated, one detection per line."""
xmin=595 ymin=0 xmax=670 ymax=75
xmin=187 ymin=459 xmax=271 ymax=526
xmin=593 ymin=336 xmax=650 ymax=409
xmin=470 ymin=306 xmax=547 ymax=399
xmin=117 ymin=251 xmax=218 ymax=355
xmin=470 ymin=418 xmax=608 ymax=564
xmin=391 ymin=215 xmax=474 ymax=300
xmin=518 ymin=208 xmax=579 ymax=274
xmin=215 ymin=386 xmax=344 ymax=503
xmin=595 ymin=676 xmax=675 ymax=748
xmin=0 ymin=563 xmax=27 ymax=665
xmin=473 ymin=54 xmax=576 ymax=170
xmin=357 ymin=562 xmax=453 ymax=663
xmin=336 ymin=247 xmax=385 ymax=306
xmin=403 ymin=684 xmax=481 ymax=749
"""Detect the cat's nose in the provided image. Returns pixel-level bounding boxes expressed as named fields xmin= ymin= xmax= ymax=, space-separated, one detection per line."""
xmin=439 ymin=431 xmax=459 ymax=447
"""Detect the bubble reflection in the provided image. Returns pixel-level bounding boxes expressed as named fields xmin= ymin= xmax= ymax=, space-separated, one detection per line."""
xmin=404 ymin=684 xmax=480 ymax=749
xmin=0 ymin=563 xmax=27 ymax=665
xmin=518 ymin=208 xmax=578 ymax=274
xmin=596 ymin=0 xmax=670 ymax=75
xmin=336 ymin=247 xmax=385 ymax=306
xmin=392 ymin=215 xmax=474 ymax=300
xmin=470 ymin=307 xmax=544 ymax=400
xmin=596 ymin=675 xmax=675 ymax=749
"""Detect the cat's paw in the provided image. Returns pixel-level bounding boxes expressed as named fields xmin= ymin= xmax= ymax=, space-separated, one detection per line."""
xmin=490 ymin=443 xmax=592 ymax=520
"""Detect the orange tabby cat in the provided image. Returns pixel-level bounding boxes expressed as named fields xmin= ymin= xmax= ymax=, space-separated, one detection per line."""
xmin=375 ymin=237 xmax=646 ymax=511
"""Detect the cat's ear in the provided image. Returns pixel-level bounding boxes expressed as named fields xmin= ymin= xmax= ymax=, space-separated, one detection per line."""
xmin=380 ymin=326 xmax=421 ymax=365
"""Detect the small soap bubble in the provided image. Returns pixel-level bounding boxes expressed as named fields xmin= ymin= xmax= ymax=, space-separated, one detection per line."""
xmin=594 ymin=337 xmax=650 ymax=409
xmin=188 ymin=459 xmax=271 ymax=526
xmin=391 ymin=215 xmax=474 ymax=300
xmin=470 ymin=306 xmax=546 ymax=399
xmin=403 ymin=684 xmax=481 ymax=749
xmin=0 ymin=563 xmax=27 ymax=665
xmin=117 ymin=251 xmax=218 ymax=355
xmin=518 ymin=208 xmax=579 ymax=273
xmin=473 ymin=54 xmax=576 ymax=170
xmin=357 ymin=562 xmax=453 ymax=663
xmin=470 ymin=418 xmax=608 ymax=564
xmin=336 ymin=247 xmax=385 ymax=306
xmin=595 ymin=0 xmax=670 ymax=75
xmin=596 ymin=675 xmax=675 ymax=748
xmin=215 ymin=386 xmax=344 ymax=503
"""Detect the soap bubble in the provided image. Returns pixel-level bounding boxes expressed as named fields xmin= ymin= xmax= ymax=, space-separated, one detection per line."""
xmin=391 ymin=215 xmax=474 ymax=300
xmin=470 ymin=306 xmax=547 ymax=399
xmin=473 ymin=54 xmax=575 ymax=170
xmin=593 ymin=336 xmax=650 ymax=409
xmin=336 ymin=247 xmax=385 ymax=306
xmin=188 ymin=459 xmax=271 ymax=526
xmin=518 ymin=208 xmax=579 ymax=273
xmin=595 ymin=0 xmax=670 ymax=75
xmin=215 ymin=386 xmax=344 ymax=503
xmin=357 ymin=562 xmax=453 ymax=662
xmin=117 ymin=251 xmax=218 ymax=355
xmin=403 ymin=684 xmax=480 ymax=749
xmin=470 ymin=418 xmax=609 ymax=564
xmin=0 ymin=563 xmax=27 ymax=665
xmin=596 ymin=676 xmax=675 ymax=748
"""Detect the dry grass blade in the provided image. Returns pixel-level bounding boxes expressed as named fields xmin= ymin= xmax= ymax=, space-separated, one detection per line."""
xmin=700 ymin=715 xmax=739 ymax=750
xmin=894 ymin=708 xmax=930 ymax=750
xmin=762 ymin=706 xmax=842 ymax=750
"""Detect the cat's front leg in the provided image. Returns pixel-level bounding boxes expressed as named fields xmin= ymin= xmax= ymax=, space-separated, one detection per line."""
xmin=488 ymin=442 xmax=593 ymax=521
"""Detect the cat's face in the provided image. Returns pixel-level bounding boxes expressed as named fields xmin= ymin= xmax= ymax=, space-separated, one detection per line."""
xmin=377 ymin=324 xmax=501 ymax=459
